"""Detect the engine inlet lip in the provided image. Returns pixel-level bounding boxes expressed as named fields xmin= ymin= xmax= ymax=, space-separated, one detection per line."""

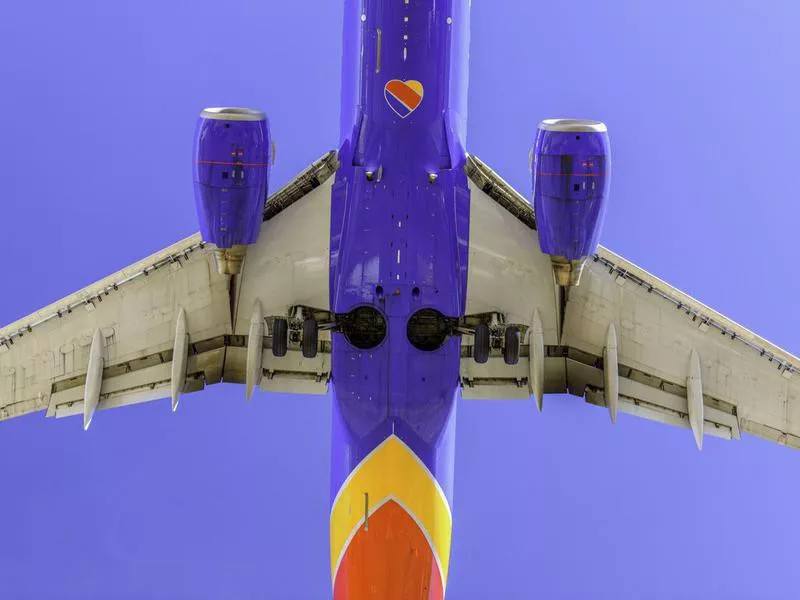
xmin=200 ymin=107 xmax=266 ymax=122
xmin=539 ymin=118 xmax=607 ymax=133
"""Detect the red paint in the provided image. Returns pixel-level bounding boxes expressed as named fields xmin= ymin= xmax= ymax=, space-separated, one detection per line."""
xmin=334 ymin=500 xmax=444 ymax=600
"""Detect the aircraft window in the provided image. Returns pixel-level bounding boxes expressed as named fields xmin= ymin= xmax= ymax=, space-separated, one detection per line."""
xmin=341 ymin=306 xmax=387 ymax=350
xmin=407 ymin=309 xmax=449 ymax=352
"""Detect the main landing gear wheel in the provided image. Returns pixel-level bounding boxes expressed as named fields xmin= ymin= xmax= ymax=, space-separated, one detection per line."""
xmin=504 ymin=325 xmax=520 ymax=365
xmin=302 ymin=317 xmax=319 ymax=359
xmin=473 ymin=323 xmax=490 ymax=364
xmin=272 ymin=317 xmax=288 ymax=357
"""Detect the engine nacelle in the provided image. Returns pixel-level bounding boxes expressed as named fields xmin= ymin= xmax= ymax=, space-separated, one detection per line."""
xmin=193 ymin=107 xmax=271 ymax=274
xmin=531 ymin=119 xmax=610 ymax=286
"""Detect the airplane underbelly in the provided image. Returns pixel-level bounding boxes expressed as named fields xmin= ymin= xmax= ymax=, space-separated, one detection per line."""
xmin=327 ymin=1 xmax=471 ymax=589
xmin=326 ymin=145 xmax=469 ymax=596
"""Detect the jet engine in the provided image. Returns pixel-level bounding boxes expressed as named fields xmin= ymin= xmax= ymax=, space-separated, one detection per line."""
xmin=531 ymin=119 xmax=610 ymax=286
xmin=193 ymin=107 xmax=272 ymax=275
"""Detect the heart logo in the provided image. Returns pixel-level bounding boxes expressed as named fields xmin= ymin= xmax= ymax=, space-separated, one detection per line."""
xmin=384 ymin=79 xmax=424 ymax=118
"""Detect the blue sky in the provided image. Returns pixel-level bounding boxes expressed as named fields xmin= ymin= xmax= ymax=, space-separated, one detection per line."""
xmin=1 ymin=1 xmax=800 ymax=598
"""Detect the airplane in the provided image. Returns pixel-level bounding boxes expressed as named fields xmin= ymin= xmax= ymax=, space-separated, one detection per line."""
xmin=1 ymin=1 xmax=799 ymax=598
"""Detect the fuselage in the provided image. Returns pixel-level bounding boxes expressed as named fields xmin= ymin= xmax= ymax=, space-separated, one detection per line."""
xmin=328 ymin=0 xmax=471 ymax=597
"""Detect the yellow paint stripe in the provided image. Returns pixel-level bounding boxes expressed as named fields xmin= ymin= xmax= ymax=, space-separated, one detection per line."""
xmin=405 ymin=79 xmax=424 ymax=97
xmin=330 ymin=435 xmax=452 ymax=584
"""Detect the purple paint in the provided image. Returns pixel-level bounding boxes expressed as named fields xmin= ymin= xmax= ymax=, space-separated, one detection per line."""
xmin=328 ymin=0 xmax=472 ymax=510
xmin=192 ymin=108 xmax=271 ymax=249
xmin=532 ymin=119 xmax=610 ymax=260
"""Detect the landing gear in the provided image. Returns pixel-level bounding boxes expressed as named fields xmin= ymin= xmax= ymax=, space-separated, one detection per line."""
xmin=473 ymin=323 xmax=490 ymax=364
xmin=266 ymin=307 xmax=333 ymax=358
xmin=504 ymin=325 xmax=520 ymax=365
xmin=466 ymin=315 xmax=523 ymax=365
xmin=302 ymin=317 xmax=319 ymax=358
xmin=272 ymin=317 xmax=288 ymax=357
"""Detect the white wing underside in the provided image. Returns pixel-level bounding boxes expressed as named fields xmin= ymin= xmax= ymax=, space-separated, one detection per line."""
xmin=0 ymin=153 xmax=338 ymax=424
xmin=462 ymin=155 xmax=800 ymax=450
xmin=2 ymin=150 xmax=798 ymax=453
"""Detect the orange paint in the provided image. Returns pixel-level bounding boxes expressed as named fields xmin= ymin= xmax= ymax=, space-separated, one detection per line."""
xmin=334 ymin=500 xmax=444 ymax=600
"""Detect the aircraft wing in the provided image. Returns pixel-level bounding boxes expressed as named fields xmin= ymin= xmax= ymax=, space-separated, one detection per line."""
xmin=461 ymin=154 xmax=800 ymax=450
xmin=0 ymin=152 xmax=338 ymax=428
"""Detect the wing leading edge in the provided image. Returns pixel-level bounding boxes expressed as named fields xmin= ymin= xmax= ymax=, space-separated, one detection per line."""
xmin=0 ymin=151 xmax=338 ymax=426
xmin=462 ymin=154 xmax=800 ymax=450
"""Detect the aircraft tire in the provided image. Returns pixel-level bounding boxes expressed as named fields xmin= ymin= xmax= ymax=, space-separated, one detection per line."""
xmin=302 ymin=317 xmax=319 ymax=358
xmin=504 ymin=325 xmax=520 ymax=365
xmin=272 ymin=317 xmax=288 ymax=357
xmin=474 ymin=323 xmax=490 ymax=364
